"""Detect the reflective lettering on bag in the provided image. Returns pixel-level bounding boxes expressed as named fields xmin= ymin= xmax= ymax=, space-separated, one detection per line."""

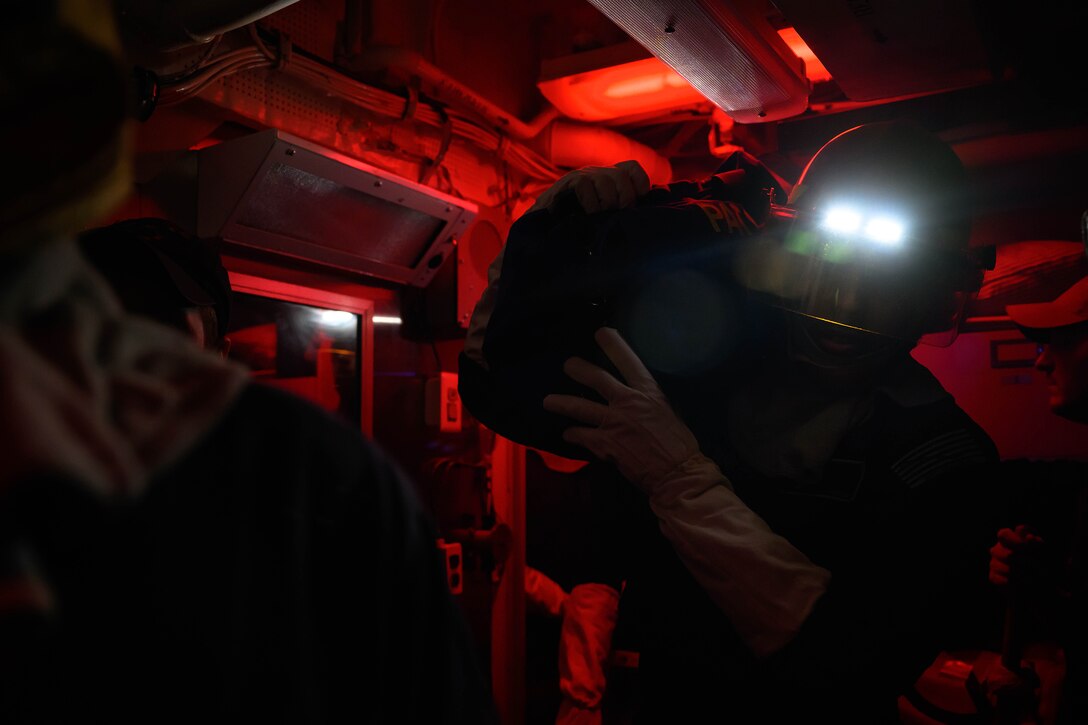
xmin=691 ymin=199 xmax=757 ymax=233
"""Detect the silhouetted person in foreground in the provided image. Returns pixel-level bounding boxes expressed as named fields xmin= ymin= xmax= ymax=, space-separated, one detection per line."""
xmin=990 ymin=273 xmax=1088 ymax=723
xmin=0 ymin=3 xmax=493 ymax=722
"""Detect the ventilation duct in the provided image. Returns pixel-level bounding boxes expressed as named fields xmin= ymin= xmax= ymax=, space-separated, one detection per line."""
xmin=198 ymin=129 xmax=477 ymax=287
xmin=585 ymin=0 xmax=809 ymax=123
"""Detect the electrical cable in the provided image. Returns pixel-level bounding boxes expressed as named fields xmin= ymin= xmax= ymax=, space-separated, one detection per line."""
xmin=157 ymin=24 xmax=562 ymax=183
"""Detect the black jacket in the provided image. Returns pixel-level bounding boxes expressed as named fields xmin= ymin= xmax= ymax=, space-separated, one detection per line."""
xmin=1 ymin=385 xmax=495 ymax=724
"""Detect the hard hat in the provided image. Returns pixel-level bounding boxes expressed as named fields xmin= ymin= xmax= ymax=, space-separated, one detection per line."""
xmin=0 ymin=0 xmax=132 ymax=252
xmin=736 ymin=121 xmax=993 ymax=348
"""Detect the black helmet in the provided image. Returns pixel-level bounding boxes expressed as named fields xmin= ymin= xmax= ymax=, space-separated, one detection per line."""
xmin=79 ymin=218 xmax=232 ymax=337
xmin=737 ymin=121 xmax=993 ymax=347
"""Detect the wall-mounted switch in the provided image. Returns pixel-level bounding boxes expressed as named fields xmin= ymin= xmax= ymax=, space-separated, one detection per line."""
xmin=425 ymin=371 xmax=461 ymax=432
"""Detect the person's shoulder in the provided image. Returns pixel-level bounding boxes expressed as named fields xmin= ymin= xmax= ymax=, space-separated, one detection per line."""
xmin=869 ymin=363 xmax=998 ymax=487
xmin=226 ymin=381 xmax=338 ymax=423
xmin=226 ymin=383 xmax=361 ymax=441
xmin=883 ymin=399 xmax=998 ymax=489
xmin=211 ymin=383 xmax=403 ymax=484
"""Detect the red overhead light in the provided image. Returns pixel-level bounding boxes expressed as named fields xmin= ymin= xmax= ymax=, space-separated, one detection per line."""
xmin=777 ymin=27 xmax=832 ymax=84
xmin=604 ymin=67 xmax=690 ymax=98
xmin=538 ymin=54 xmax=708 ymax=122
xmin=584 ymin=0 xmax=809 ymax=123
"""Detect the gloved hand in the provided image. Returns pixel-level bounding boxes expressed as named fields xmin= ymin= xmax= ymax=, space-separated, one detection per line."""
xmin=989 ymin=524 xmax=1046 ymax=589
xmin=529 ymin=160 xmax=650 ymax=215
xmin=525 ymin=565 xmax=569 ymax=619
xmin=556 ymin=583 xmax=620 ymax=725
xmin=544 ymin=327 xmax=830 ymax=658
xmin=542 ymin=327 xmax=701 ymax=493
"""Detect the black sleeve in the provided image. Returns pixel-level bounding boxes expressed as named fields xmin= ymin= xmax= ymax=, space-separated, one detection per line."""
xmin=231 ymin=387 xmax=498 ymax=724
xmin=303 ymin=406 xmax=497 ymax=724
xmin=0 ymin=385 xmax=497 ymax=725
xmin=757 ymin=410 xmax=1004 ymax=716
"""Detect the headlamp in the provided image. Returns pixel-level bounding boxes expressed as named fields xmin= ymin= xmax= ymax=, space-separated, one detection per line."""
xmin=740 ymin=199 xmax=993 ymax=347
xmin=822 ymin=206 xmax=862 ymax=235
xmin=861 ymin=217 xmax=905 ymax=246
xmin=774 ymin=202 xmax=909 ymax=249
xmin=821 ymin=205 xmax=907 ymax=247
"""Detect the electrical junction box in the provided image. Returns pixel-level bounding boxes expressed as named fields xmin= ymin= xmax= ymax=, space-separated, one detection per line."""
xmin=425 ymin=372 xmax=462 ymax=432
xmin=436 ymin=539 xmax=463 ymax=595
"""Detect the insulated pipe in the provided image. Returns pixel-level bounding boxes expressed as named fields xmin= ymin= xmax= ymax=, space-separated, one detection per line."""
xmin=355 ymin=46 xmax=671 ymax=183
xmin=355 ymin=45 xmax=560 ymax=140
xmin=536 ymin=121 xmax=673 ymax=185
xmin=180 ymin=0 xmax=301 ymax=40
xmin=117 ymin=0 xmax=301 ymax=48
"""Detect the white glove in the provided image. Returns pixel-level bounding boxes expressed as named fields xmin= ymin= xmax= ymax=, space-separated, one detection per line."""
xmin=544 ymin=328 xmax=830 ymax=658
xmin=555 ymin=700 xmax=603 ymax=725
xmin=557 ymin=583 xmax=621 ymax=724
xmin=525 ymin=565 xmax=569 ymax=619
xmin=529 ymin=160 xmax=650 ymax=215
xmin=541 ymin=327 xmax=700 ymax=492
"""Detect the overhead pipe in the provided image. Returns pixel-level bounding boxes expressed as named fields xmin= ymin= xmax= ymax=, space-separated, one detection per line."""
xmin=354 ymin=45 xmax=560 ymax=141
xmin=535 ymin=121 xmax=673 ymax=185
xmin=180 ymin=0 xmax=302 ymax=40
xmin=117 ymin=0 xmax=301 ymax=48
xmin=355 ymin=46 xmax=672 ymax=183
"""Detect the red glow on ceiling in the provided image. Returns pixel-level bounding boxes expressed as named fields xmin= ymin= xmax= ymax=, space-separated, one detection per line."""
xmin=604 ymin=68 xmax=691 ymax=98
xmin=777 ymin=27 xmax=832 ymax=84
xmin=188 ymin=137 xmax=222 ymax=151
xmin=537 ymin=56 xmax=707 ymax=121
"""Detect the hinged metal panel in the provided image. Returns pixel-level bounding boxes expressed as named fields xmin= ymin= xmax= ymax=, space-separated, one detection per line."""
xmin=199 ymin=129 xmax=477 ymax=287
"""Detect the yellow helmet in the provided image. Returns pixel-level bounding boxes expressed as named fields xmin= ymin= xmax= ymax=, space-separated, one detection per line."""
xmin=0 ymin=0 xmax=132 ymax=252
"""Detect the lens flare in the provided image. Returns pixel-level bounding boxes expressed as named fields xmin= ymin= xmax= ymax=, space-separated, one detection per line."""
xmin=822 ymin=207 xmax=862 ymax=234
xmin=863 ymin=217 xmax=905 ymax=245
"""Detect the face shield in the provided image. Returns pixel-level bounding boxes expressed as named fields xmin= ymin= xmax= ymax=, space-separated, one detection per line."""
xmin=732 ymin=121 xmax=995 ymax=353
xmin=735 ymin=197 xmax=988 ymax=349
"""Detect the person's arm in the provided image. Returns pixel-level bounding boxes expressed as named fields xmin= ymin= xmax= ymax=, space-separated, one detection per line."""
xmin=990 ymin=525 xmax=1047 ymax=589
xmin=544 ymin=327 xmax=829 ymax=658
xmin=556 ymin=582 xmax=621 ymax=724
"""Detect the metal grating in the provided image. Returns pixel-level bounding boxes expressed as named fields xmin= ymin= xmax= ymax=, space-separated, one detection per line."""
xmin=220 ymin=69 xmax=341 ymax=128
xmin=260 ymin=0 xmax=343 ymax=61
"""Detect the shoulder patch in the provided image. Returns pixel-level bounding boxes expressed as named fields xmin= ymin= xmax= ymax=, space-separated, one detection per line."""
xmin=890 ymin=429 xmax=992 ymax=489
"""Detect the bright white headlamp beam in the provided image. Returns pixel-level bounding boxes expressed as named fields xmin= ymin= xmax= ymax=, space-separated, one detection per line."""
xmin=863 ymin=217 xmax=905 ymax=245
xmin=820 ymin=205 xmax=906 ymax=246
xmin=822 ymin=207 xmax=862 ymax=234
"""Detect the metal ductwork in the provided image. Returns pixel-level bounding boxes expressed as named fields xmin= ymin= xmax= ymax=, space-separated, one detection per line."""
xmin=198 ymin=129 xmax=478 ymax=287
